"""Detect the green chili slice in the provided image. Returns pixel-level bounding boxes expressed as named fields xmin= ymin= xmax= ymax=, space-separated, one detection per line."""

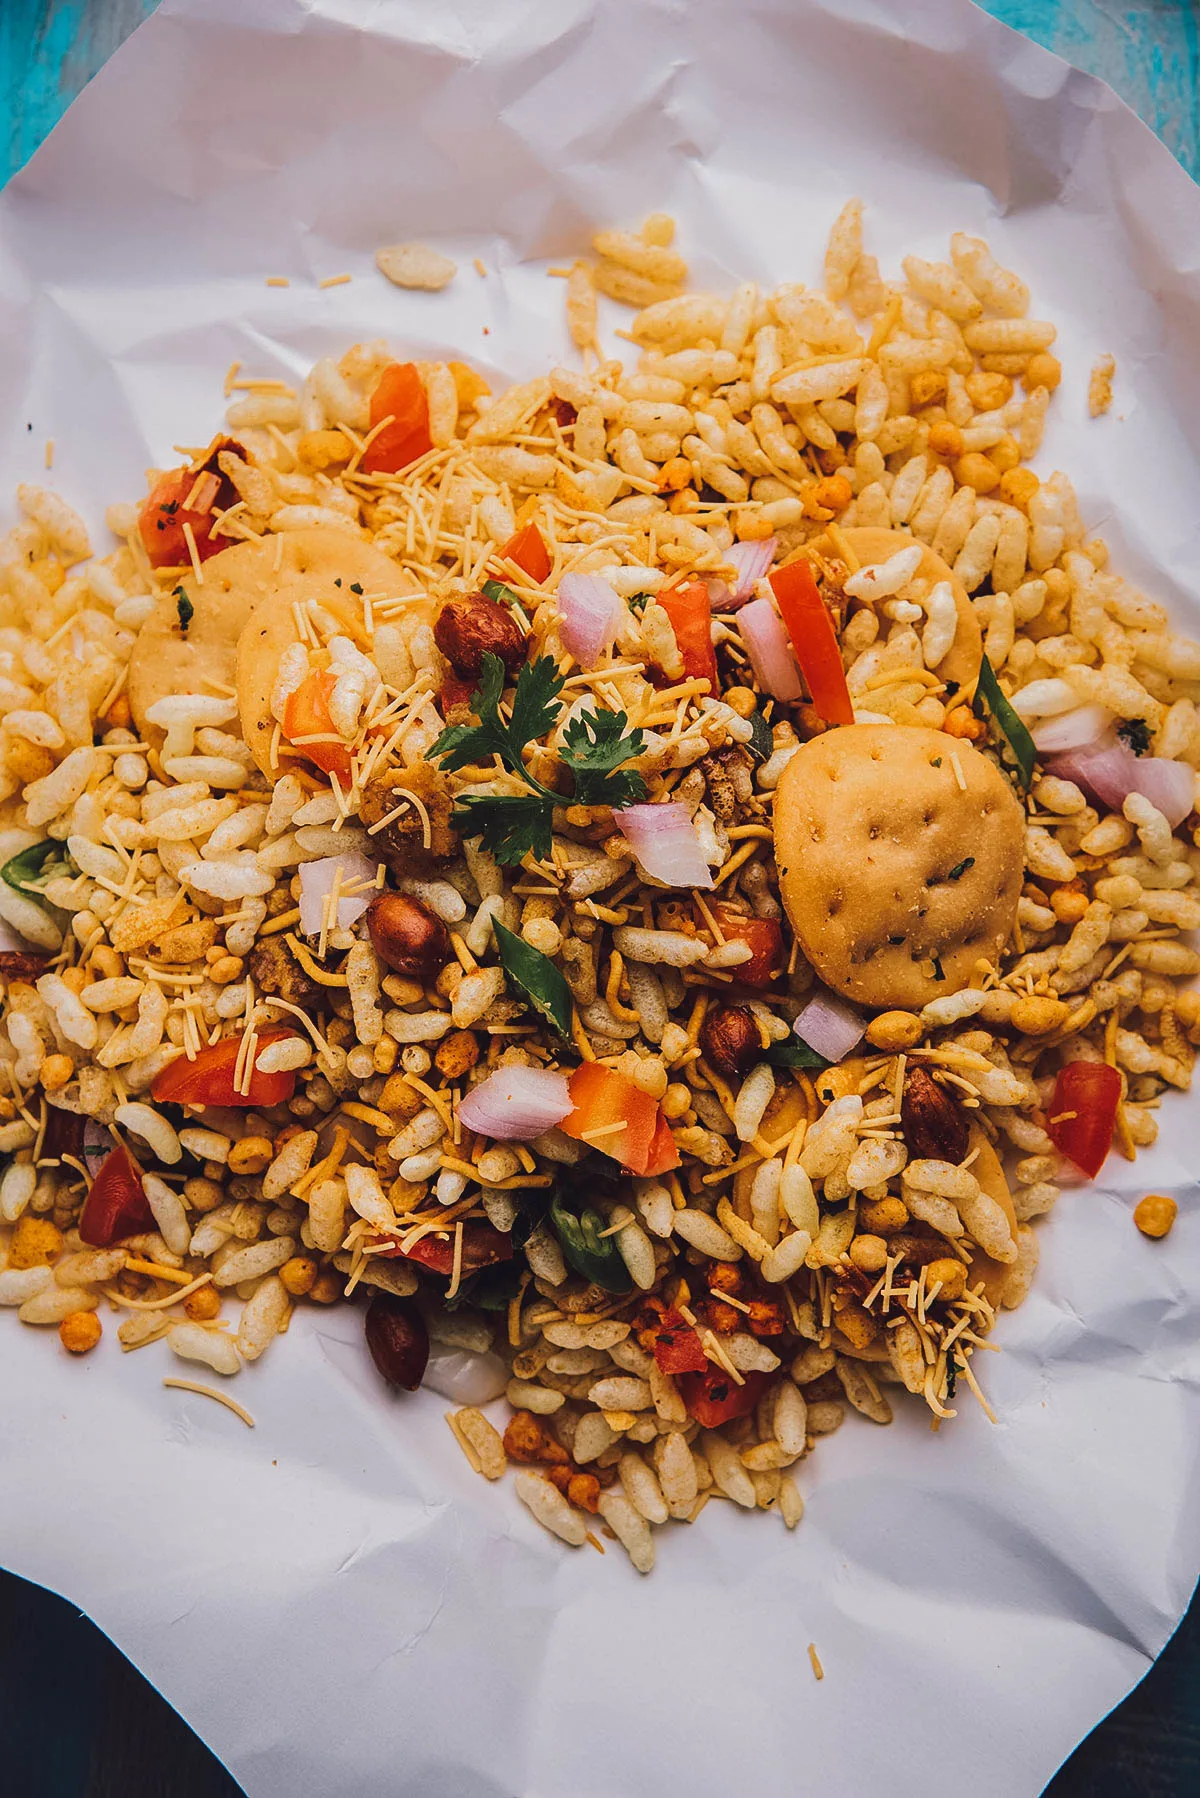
xmin=972 ymin=654 xmax=1035 ymax=790
xmin=746 ymin=709 xmax=773 ymax=765
xmin=764 ymin=1040 xmax=830 ymax=1070
xmin=492 ymin=918 xmax=573 ymax=1038
xmin=481 ymin=579 xmax=522 ymax=608
xmin=548 ymin=1192 xmax=633 ymax=1294
xmin=0 ymin=840 xmax=71 ymax=897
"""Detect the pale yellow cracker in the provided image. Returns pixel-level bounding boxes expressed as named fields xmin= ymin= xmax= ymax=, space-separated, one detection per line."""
xmin=232 ymin=530 xmax=434 ymax=777
xmin=774 ymin=723 xmax=1023 ymax=1009
xmin=824 ymin=526 xmax=983 ymax=694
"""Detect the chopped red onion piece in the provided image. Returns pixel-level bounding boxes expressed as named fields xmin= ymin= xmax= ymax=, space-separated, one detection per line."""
xmin=457 ymin=1066 xmax=573 ymax=1141
xmin=299 ymin=853 xmax=380 ymax=935
xmin=557 ymin=573 xmax=622 ymax=668
xmin=793 ymin=988 xmax=866 ymax=1063
xmin=737 ymin=598 xmax=803 ymax=700
xmin=1044 ymin=742 xmax=1131 ymax=812
xmin=83 ymin=1118 xmax=111 ymax=1175
xmin=1046 ymin=743 xmax=1196 ymax=829
xmin=1130 ymin=756 xmax=1197 ymax=827
xmin=724 ymin=536 xmax=778 ymax=602
xmin=702 ymin=574 xmax=736 ymax=610
xmin=1030 ymin=704 xmax=1112 ymax=757
xmin=613 ymin=802 xmax=714 ymax=890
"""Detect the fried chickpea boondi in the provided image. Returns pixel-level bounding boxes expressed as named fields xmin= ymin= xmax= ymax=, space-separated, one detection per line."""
xmin=0 ymin=204 xmax=1195 ymax=1573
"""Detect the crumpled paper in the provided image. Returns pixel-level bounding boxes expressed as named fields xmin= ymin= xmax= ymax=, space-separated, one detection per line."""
xmin=2 ymin=1 xmax=1199 ymax=1793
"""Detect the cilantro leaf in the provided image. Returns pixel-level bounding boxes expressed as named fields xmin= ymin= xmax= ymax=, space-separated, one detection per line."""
xmin=929 ymin=857 xmax=975 ymax=887
xmin=746 ymin=709 xmax=773 ymax=764
xmin=429 ymin=654 xmax=511 ymax=772
xmin=1118 ymin=717 xmax=1152 ymax=756
xmin=508 ymin=655 xmax=565 ymax=755
xmin=449 ymin=794 xmax=554 ymax=866
xmin=175 ymin=587 xmax=194 ymax=633
xmin=559 ymin=707 xmax=647 ymax=808
xmin=431 ymin=655 xmax=646 ymax=863
xmin=590 ymin=765 xmax=648 ymax=810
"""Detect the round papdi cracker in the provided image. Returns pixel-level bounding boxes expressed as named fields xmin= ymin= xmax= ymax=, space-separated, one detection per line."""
xmin=231 ymin=529 xmax=433 ymax=778
xmin=817 ymin=525 xmax=983 ymax=694
xmin=774 ymin=723 xmax=1023 ymax=1009
xmin=128 ymin=555 xmax=261 ymax=752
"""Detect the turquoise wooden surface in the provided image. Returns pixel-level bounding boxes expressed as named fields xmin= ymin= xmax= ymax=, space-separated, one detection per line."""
xmin=1 ymin=0 xmax=1198 ymax=188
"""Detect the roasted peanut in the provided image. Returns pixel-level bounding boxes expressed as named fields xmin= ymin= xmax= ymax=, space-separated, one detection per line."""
xmin=363 ymin=1293 xmax=430 ymax=1390
xmin=699 ymin=1004 xmax=761 ymax=1079
xmin=901 ymin=1067 xmax=968 ymax=1164
xmin=227 ymin=1134 xmax=274 ymax=1175
xmin=434 ymin=1029 xmax=480 ymax=1080
xmin=366 ymin=892 xmax=450 ymax=979
xmin=433 ymin=592 xmax=528 ymax=679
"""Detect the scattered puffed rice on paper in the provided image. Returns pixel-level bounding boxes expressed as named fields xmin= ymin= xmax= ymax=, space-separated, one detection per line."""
xmin=375 ymin=242 xmax=457 ymax=291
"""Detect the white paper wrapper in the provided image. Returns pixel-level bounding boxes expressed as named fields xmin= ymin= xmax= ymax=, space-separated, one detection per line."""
xmin=2 ymin=1 xmax=1198 ymax=1792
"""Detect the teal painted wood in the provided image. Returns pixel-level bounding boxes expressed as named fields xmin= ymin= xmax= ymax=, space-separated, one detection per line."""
xmin=0 ymin=0 xmax=1197 ymax=188
xmin=1 ymin=0 xmax=158 ymax=187
xmin=989 ymin=0 xmax=1200 ymax=175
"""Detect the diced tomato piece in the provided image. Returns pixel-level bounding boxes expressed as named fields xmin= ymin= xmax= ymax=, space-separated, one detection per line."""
xmin=677 ymin=1366 xmax=769 ymax=1428
xmin=281 ymin=669 xmax=355 ymax=785
xmin=151 ymin=1026 xmax=301 ymax=1110
xmin=79 ymin=1146 xmax=154 ymax=1248
xmin=768 ymin=559 xmax=854 ymax=725
xmin=439 ymin=673 xmax=477 ymax=712
xmin=396 ymin=1224 xmax=514 ymax=1276
xmin=658 ymin=581 xmax=717 ymax=690
xmin=137 ymin=437 xmax=245 ymax=569
xmin=500 ymin=522 xmax=552 ymax=584
xmin=650 ymin=1306 xmax=709 ymax=1375
xmin=360 ymin=362 xmax=433 ymax=475
xmin=641 ymin=1110 xmax=681 ymax=1176
xmin=1046 ymin=1061 xmax=1123 ymax=1179
xmin=714 ymin=906 xmax=783 ymax=989
xmin=560 ymin=1062 xmax=667 ymax=1176
xmin=42 ymin=1105 xmax=85 ymax=1165
xmin=0 ymin=951 xmax=49 ymax=980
